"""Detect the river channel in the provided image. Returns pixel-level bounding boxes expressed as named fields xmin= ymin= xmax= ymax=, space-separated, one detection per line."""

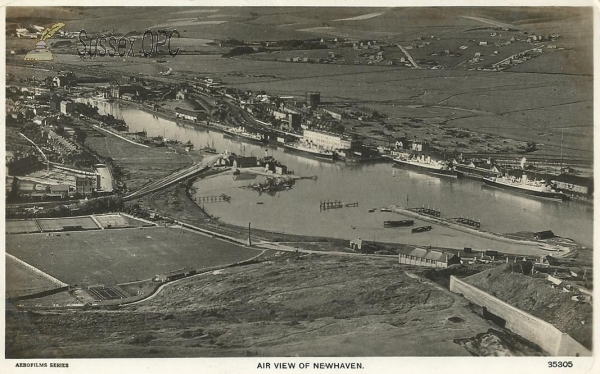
xmin=88 ymin=99 xmax=594 ymax=250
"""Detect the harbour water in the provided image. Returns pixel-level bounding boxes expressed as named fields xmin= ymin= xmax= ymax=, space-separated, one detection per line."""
xmin=88 ymin=99 xmax=594 ymax=249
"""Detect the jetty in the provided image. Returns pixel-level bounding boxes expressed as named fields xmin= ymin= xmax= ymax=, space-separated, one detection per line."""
xmin=387 ymin=205 xmax=546 ymax=249
xmin=195 ymin=194 xmax=231 ymax=203
xmin=450 ymin=216 xmax=481 ymax=228
xmin=409 ymin=206 xmax=441 ymax=218
xmin=320 ymin=200 xmax=343 ymax=211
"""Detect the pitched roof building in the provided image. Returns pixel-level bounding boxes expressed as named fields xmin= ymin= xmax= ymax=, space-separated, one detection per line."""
xmin=399 ymin=247 xmax=461 ymax=268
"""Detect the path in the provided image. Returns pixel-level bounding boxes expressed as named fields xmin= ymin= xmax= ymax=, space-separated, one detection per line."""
xmin=397 ymin=44 xmax=421 ymax=69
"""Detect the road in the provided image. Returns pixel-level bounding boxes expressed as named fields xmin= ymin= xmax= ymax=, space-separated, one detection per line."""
xmin=397 ymin=44 xmax=421 ymax=69
xmin=123 ymin=154 xmax=223 ymax=201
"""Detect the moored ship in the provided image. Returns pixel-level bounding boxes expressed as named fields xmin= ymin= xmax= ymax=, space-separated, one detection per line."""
xmin=283 ymin=141 xmax=335 ymax=161
xmin=454 ymin=161 xmax=501 ymax=179
xmin=392 ymin=155 xmax=457 ymax=178
xmin=482 ymin=176 xmax=569 ymax=201
xmin=223 ymin=127 xmax=266 ymax=144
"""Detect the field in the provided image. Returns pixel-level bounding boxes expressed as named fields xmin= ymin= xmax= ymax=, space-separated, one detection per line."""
xmin=5 ymin=226 xmax=261 ymax=286
xmin=5 ymin=220 xmax=41 ymax=234
xmin=84 ymin=127 xmax=194 ymax=191
xmin=94 ymin=214 xmax=145 ymax=229
xmin=5 ymin=255 xmax=62 ymax=296
xmin=36 ymin=216 xmax=100 ymax=231
xmin=5 ymin=252 xmax=545 ymax=358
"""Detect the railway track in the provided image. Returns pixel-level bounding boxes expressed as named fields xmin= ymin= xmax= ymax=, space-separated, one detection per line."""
xmin=123 ymin=154 xmax=222 ymax=201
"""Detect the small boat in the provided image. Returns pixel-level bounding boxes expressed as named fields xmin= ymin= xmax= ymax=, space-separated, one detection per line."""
xmin=412 ymin=225 xmax=433 ymax=234
xmin=256 ymin=202 xmax=264 ymax=205
xmin=368 ymin=208 xmax=376 ymax=213
xmin=380 ymin=208 xmax=392 ymax=212
xmin=384 ymin=220 xmax=414 ymax=228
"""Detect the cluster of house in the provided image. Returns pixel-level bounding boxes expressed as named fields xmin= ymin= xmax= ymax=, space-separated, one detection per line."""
xmin=5 ymin=77 xmax=118 ymax=202
xmin=7 ymin=162 xmax=100 ymax=201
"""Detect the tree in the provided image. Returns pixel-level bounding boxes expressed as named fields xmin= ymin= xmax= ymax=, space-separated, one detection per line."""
xmin=55 ymin=125 xmax=66 ymax=137
xmin=74 ymin=127 xmax=87 ymax=144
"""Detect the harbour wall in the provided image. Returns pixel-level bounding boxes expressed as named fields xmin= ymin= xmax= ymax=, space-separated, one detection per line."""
xmin=449 ymin=276 xmax=591 ymax=356
xmin=390 ymin=205 xmax=542 ymax=248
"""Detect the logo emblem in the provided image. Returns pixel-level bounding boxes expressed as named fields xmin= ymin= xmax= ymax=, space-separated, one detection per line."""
xmin=23 ymin=22 xmax=65 ymax=61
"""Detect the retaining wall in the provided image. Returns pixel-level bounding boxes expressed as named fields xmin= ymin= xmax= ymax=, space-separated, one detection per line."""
xmin=449 ymin=276 xmax=590 ymax=356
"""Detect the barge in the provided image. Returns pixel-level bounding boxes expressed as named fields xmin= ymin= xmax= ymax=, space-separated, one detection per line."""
xmin=384 ymin=220 xmax=415 ymax=228
xmin=412 ymin=225 xmax=433 ymax=234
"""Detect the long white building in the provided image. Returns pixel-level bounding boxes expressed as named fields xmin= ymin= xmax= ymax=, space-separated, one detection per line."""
xmin=302 ymin=129 xmax=358 ymax=150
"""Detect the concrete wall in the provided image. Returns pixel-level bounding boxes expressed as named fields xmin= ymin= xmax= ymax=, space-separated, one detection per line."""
xmin=449 ymin=276 xmax=591 ymax=356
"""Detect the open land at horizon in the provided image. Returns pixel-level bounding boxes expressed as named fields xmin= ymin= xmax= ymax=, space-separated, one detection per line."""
xmin=7 ymin=6 xmax=593 ymax=159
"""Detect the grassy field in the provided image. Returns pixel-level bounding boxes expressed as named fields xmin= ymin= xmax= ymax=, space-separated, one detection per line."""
xmin=5 ymin=227 xmax=261 ymax=286
xmin=5 ymin=252 xmax=544 ymax=358
xmin=84 ymin=128 xmax=194 ymax=191
xmin=6 ymin=256 xmax=60 ymax=294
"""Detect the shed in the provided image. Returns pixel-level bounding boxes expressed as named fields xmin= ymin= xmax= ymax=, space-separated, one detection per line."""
xmin=350 ymin=238 xmax=363 ymax=251
xmin=233 ymin=156 xmax=258 ymax=169
xmin=534 ymin=230 xmax=556 ymax=240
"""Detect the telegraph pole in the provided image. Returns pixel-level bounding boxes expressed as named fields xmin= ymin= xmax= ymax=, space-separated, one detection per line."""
xmin=247 ymin=222 xmax=252 ymax=246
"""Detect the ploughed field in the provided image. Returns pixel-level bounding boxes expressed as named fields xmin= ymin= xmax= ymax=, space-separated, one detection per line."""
xmin=5 ymin=227 xmax=261 ymax=286
xmin=6 ymin=253 xmax=543 ymax=358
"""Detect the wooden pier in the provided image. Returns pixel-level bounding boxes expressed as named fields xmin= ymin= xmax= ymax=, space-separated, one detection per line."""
xmin=409 ymin=206 xmax=441 ymax=218
xmin=450 ymin=217 xmax=481 ymax=228
xmin=195 ymin=194 xmax=231 ymax=204
xmin=320 ymin=200 xmax=343 ymax=211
